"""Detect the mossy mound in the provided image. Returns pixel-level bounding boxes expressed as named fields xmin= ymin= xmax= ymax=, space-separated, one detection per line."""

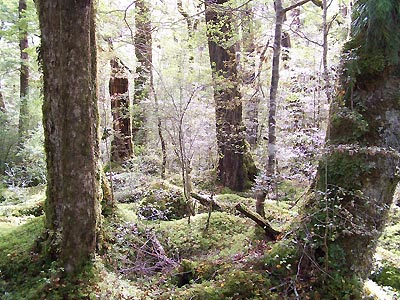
xmin=156 ymin=212 xmax=254 ymax=259
xmin=137 ymin=182 xmax=187 ymax=221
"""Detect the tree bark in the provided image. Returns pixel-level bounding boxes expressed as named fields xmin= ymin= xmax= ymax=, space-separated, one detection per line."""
xmin=293 ymin=1 xmax=400 ymax=293
xmin=134 ymin=0 xmax=152 ymax=145
xmin=18 ymin=0 xmax=29 ymax=140
xmin=205 ymin=0 xmax=247 ymax=192
xmin=322 ymin=0 xmax=332 ymax=102
xmin=109 ymin=56 xmax=133 ymax=162
xmin=298 ymin=76 xmax=400 ymax=280
xmin=37 ymin=0 xmax=101 ymax=274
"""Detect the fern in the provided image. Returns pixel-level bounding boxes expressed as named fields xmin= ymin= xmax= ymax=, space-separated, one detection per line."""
xmin=351 ymin=0 xmax=400 ymax=66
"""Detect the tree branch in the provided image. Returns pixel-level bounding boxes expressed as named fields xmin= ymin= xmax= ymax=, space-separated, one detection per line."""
xmin=283 ymin=0 xmax=322 ymax=14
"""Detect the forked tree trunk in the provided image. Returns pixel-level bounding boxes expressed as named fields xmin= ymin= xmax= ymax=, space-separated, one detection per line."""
xmin=205 ymin=0 xmax=247 ymax=192
xmin=109 ymin=58 xmax=133 ymax=162
xmin=134 ymin=0 xmax=152 ymax=145
xmin=18 ymin=0 xmax=29 ymax=140
xmin=37 ymin=0 xmax=101 ymax=274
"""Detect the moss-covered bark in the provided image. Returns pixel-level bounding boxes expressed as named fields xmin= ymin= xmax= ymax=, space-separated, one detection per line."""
xmin=36 ymin=0 xmax=101 ymax=274
xmin=205 ymin=0 xmax=255 ymax=192
xmin=289 ymin=9 xmax=400 ymax=297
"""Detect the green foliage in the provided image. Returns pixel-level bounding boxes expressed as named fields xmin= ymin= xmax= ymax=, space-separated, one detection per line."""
xmin=371 ymin=264 xmax=400 ymax=290
xmin=165 ymin=269 xmax=270 ymax=300
xmin=352 ymin=0 xmax=400 ymax=65
xmin=5 ymin=126 xmax=46 ymax=187
xmin=263 ymin=240 xmax=297 ymax=278
xmin=344 ymin=0 xmax=400 ymax=80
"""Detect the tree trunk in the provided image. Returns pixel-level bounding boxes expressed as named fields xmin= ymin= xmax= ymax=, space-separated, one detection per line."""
xmin=37 ymin=0 xmax=101 ymax=274
xmin=256 ymin=0 xmax=318 ymax=217
xmin=0 ymin=81 xmax=5 ymax=112
xmin=109 ymin=57 xmax=133 ymax=162
xmin=205 ymin=0 xmax=247 ymax=192
xmin=153 ymin=87 xmax=167 ymax=179
xmin=241 ymin=4 xmax=260 ymax=148
xmin=18 ymin=0 xmax=29 ymax=140
xmin=322 ymin=0 xmax=332 ymax=102
xmin=133 ymin=0 xmax=152 ymax=145
xmin=255 ymin=0 xmax=284 ymax=217
xmin=299 ymin=78 xmax=400 ymax=275
xmin=291 ymin=1 xmax=400 ymax=295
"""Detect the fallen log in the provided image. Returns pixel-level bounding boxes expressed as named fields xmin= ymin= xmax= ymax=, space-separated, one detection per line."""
xmin=235 ymin=202 xmax=280 ymax=241
xmin=190 ymin=192 xmax=223 ymax=211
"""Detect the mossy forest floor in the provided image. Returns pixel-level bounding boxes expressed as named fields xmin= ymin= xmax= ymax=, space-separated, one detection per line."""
xmin=0 ymin=170 xmax=399 ymax=300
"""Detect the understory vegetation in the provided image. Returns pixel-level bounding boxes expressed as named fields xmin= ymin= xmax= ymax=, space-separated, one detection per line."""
xmin=1 ymin=163 xmax=399 ymax=299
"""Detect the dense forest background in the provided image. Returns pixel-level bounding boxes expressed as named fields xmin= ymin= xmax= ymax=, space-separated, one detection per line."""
xmin=0 ymin=0 xmax=399 ymax=299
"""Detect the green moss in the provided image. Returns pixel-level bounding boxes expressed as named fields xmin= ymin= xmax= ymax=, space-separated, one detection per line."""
xmin=163 ymin=269 xmax=271 ymax=300
xmin=137 ymin=183 xmax=187 ymax=220
xmin=319 ymin=152 xmax=371 ymax=191
xmin=0 ymin=217 xmax=45 ymax=299
xmin=156 ymin=212 xmax=252 ymax=258
xmin=330 ymin=107 xmax=369 ymax=144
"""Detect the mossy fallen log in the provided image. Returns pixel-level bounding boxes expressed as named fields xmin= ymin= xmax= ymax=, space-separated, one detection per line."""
xmin=235 ymin=202 xmax=280 ymax=241
xmin=190 ymin=192 xmax=223 ymax=211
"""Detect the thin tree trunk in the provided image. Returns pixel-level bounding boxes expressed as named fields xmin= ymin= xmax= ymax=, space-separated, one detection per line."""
xmin=177 ymin=0 xmax=193 ymax=36
xmin=152 ymin=86 xmax=167 ymax=179
xmin=322 ymin=0 xmax=332 ymax=102
xmin=18 ymin=0 xmax=29 ymax=140
xmin=255 ymin=0 xmax=284 ymax=217
xmin=0 ymin=81 xmax=5 ymax=112
xmin=133 ymin=0 xmax=152 ymax=145
xmin=37 ymin=0 xmax=101 ymax=274
xmin=205 ymin=0 xmax=246 ymax=192
xmin=256 ymin=0 xmax=318 ymax=217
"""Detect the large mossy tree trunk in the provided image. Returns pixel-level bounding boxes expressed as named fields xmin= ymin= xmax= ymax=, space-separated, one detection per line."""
xmin=37 ymin=0 xmax=101 ymax=274
xmin=205 ymin=0 xmax=253 ymax=192
xmin=18 ymin=0 xmax=29 ymax=140
xmin=290 ymin=1 xmax=400 ymax=296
